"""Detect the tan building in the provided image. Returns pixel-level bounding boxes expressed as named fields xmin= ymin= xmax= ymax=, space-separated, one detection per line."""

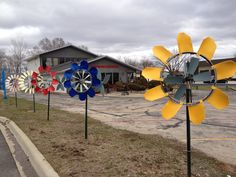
xmin=26 ymin=45 xmax=141 ymax=84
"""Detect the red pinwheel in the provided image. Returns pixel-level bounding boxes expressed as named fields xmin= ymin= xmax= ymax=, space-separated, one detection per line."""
xmin=31 ymin=65 xmax=59 ymax=95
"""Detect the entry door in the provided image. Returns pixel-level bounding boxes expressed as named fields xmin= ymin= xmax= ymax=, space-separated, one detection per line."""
xmin=113 ymin=73 xmax=119 ymax=84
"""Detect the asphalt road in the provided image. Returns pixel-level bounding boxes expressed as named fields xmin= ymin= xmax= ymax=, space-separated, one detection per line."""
xmin=0 ymin=131 xmax=20 ymax=177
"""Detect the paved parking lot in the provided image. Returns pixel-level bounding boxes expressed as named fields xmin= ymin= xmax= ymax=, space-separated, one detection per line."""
xmin=17 ymin=90 xmax=236 ymax=165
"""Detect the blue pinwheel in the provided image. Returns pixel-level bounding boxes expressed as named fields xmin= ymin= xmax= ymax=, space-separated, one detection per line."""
xmin=64 ymin=60 xmax=100 ymax=100
xmin=63 ymin=60 xmax=100 ymax=139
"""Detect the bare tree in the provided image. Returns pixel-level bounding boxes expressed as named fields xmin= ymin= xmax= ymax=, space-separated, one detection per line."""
xmin=139 ymin=56 xmax=154 ymax=68
xmin=78 ymin=44 xmax=88 ymax=51
xmin=9 ymin=38 xmax=27 ymax=74
xmin=123 ymin=57 xmax=139 ymax=67
xmin=52 ymin=37 xmax=66 ymax=49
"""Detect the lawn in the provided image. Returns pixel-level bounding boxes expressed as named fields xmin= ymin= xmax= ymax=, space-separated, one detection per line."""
xmin=0 ymin=96 xmax=236 ymax=177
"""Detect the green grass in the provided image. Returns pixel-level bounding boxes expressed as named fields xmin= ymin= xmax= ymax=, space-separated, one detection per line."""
xmin=0 ymin=96 xmax=236 ymax=177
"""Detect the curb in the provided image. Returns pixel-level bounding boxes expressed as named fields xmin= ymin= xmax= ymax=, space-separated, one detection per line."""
xmin=0 ymin=116 xmax=59 ymax=177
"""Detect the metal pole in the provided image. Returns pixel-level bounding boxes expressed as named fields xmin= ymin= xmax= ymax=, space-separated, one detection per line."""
xmin=47 ymin=91 xmax=50 ymax=121
xmin=33 ymin=93 xmax=36 ymax=112
xmin=85 ymin=96 xmax=88 ymax=139
xmin=15 ymin=92 xmax=17 ymax=108
xmin=186 ymin=87 xmax=192 ymax=177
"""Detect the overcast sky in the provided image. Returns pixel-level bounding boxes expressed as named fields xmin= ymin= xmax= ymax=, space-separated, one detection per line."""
xmin=0 ymin=0 xmax=236 ymax=59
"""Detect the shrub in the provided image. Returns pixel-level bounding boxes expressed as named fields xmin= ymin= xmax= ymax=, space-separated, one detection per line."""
xmin=127 ymin=83 xmax=146 ymax=91
xmin=115 ymin=81 xmax=127 ymax=91
xmin=147 ymin=80 xmax=161 ymax=89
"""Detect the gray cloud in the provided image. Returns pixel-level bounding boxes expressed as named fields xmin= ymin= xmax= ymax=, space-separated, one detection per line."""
xmin=0 ymin=0 xmax=236 ymax=58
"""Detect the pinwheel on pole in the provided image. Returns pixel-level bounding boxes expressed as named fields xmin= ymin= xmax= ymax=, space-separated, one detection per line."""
xmin=64 ymin=60 xmax=101 ymax=139
xmin=1 ymin=65 xmax=7 ymax=99
xmin=6 ymin=74 xmax=20 ymax=107
xmin=31 ymin=65 xmax=59 ymax=120
xmin=18 ymin=71 xmax=37 ymax=112
xmin=142 ymin=32 xmax=236 ymax=177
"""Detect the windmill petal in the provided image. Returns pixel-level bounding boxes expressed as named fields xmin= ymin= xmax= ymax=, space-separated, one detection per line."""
xmin=207 ymin=86 xmax=229 ymax=109
xmin=177 ymin=32 xmax=193 ymax=53
xmin=197 ymin=37 xmax=216 ymax=60
xmin=64 ymin=80 xmax=71 ymax=88
xmin=38 ymin=66 xmax=44 ymax=73
xmin=188 ymin=102 xmax=205 ymax=125
xmin=89 ymin=67 xmax=98 ymax=77
xmin=79 ymin=92 xmax=87 ymax=101
xmin=71 ymin=63 xmax=79 ymax=71
xmin=144 ymin=85 xmax=167 ymax=101
xmin=213 ymin=60 xmax=236 ymax=80
xmin=52 ymin=79 xmax=59 ymax=85
xmin=162 ymin=99 xmax=182 ymax=120
xmin=50 ymin=71 xmax=56 ymax=77
xmin=69 ymin=88 xmax=77 ymax=97
xmin=32 ymin=72 xmax=38 ymax=78
xmin=88 ymin=88 xmax=95 ymax=97
xmin=48 ymin=85 xmax=55 ymax=92
xmin=80 ymin=60 xmax=89 ymax=70
xmin=92 ymin=78 xmax=101 ymax=86
xmin=142 ymin=67 xmax=163 ymax=81
xmin=152 ymin=46 xmax=173 ymax=64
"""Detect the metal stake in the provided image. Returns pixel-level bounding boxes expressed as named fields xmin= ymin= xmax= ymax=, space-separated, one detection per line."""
xmin=33 ymin=93 xmax=36 ymax=112
xmin=186 ymin=86 xmax=192 ymax=177
xmin=85 ymin=96 xmax=88 ymax=139
xmin=15 ymin=92 xmax=17 ymax=108
xmin=47 ymin=91 xmax=50 ymax=121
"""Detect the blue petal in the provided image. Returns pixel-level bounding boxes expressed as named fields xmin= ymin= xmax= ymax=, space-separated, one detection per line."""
xmin=92 ymin=78 xmax=101 ymax=86
xmin=64 ymin=69 xmax=73 ymax=79
xmin=80 ymin=60 xmax=88 ymax=70
xmin=89 ymin=67 xmax=98 ymax=76
xmin=69 ymin=88 xmax=77 ymax=97
xmin=64 ymin=80 xmax=71 ymax=88
xmin=87 ymin=88 xmax=95 ymax=97
xmin=79 ymin=92 xmax=87 ymax=101
xmin=71 ymin=63 xmax=79 ymax=71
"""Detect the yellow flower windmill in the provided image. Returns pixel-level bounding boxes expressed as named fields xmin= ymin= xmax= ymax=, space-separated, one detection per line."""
xmin=142 ymin=32 xmax=236 ymax=177
xmin=142 ymin=32 xmax=236 ymax=124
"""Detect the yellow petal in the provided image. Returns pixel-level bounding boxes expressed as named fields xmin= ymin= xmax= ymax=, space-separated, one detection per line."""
xmin=197 ymin=37 xmax=216 ymax=60
xmin=188 ymin=102 xmax=205 ymax=125
xmin=213 ymin=60 xmax=236 ymax=80
xmin=144 ymin=85 xmax=167 ymax=101
xmin=152 ymin=46 xmax=173 ymax=64
xmin=177 ymin=32 xmax=193 ymax=53
xmin=142 ymin=67 xmax=163 ymax=81
xmin=207 ymin=86 xmax=229 ymax=109
xmin=162 ymin=99 xmax=182 ymax=120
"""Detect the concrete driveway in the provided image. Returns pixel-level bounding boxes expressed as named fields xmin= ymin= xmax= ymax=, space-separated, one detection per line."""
xmin=16 ymin=90 xmax=236 ymax=166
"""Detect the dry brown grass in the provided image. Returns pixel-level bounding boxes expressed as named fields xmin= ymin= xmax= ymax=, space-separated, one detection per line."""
xmin=0 ymin=96 xmax=236 ymax=177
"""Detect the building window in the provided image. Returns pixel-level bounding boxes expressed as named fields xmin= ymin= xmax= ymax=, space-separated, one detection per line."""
xmin=52 ymin=58 xmax=59 ymax=66
xmin=113 ymin=73 xmax=119 ymax=84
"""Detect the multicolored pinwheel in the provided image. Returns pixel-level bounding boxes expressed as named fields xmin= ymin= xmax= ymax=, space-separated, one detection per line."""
xmin=19 ymin=71 xmax=35 ymax=94
xmin=6 ymin=74 xmax=20 ymax=92
xmin=32 ymin=66 xmax=59 ymax=95
xmin=142 ymin=32 xmax=236 ymax=124
xmin=64 ymin=60 xmax=101 ymax=100
xmin=64 ymin=60 xmax=101 ymax=139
